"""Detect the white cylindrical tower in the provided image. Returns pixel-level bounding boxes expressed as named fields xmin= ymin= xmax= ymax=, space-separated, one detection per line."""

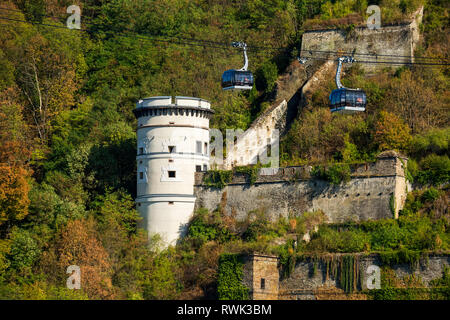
xmin=133 ymin=96 xmax=213 ymax=246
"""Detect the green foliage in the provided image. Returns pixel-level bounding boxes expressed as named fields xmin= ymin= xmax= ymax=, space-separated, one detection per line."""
xmin=374 ymin=110 xmax=412 ymax=152
xmin=430 ymin=266 xmax=450 ymax=292
xmin=378 ymin=248 xmax=421 ymax=266
xmin=187 ymin=209 xmax=235 ymax=246
xmin=305 ymin=212 xmax=449 ymax=255
xmin=312 ymin=163 xmax=351 ymax=185
xmin=307 ymin=225 xmax=369 ymax=253
xmin=142 ymin=251 xmax=181 ymax=300
xmin=0 ymin=50 xmax=15 ymax=90
xmin=255 ymin=61 xmax=278 ymax=92
xmin=277 ymin=239 xmax=297 ymax=278
xmin=406 ymin=159 xmax=417 ymax=183
xmin=242 ymin=209 xmax=289 ymax=243
xmin=410 ymin=128 xmax=449 ymax=158
xmin=217 ymin=254 xmax=249 ymax=300
xmin=389 ymin=194 xmax=396 ymax=216
xmin=187 ymin=209 xmax=221 ymax=245
xmin=399 ymin=187 xmax=447 ymax=221
xmin=340 ymin=255 xmax=356 ymax=293
xmin=91 ymin=189 xmax=141 ymax=234
xmin=8 ymin=228 xmax=41 ymax=270
xmin=420 ymin=187 xmax=440 ymax=203
xmin=0 ymin=0 xmax=448 ymax=301
xmin=234 ymin=166 xmax=259 ymax=185
xmin=368 ymin=286 xmax=449 ymax=300
xmin=368 ymin=262 xmax=449 ymax=300
xmin=0 ymin=240 xmax=11 ymax=281
xmin=281 ymin=110 xmax=376 ymax=165
xmin=27 ymin=182 xmax=87 ymax=235
xmin=203 ymin=170 xmax=233 ymax=189
xmin=415 ymin=154 xmax=450 ymax=186
xmin=13 ymin=0 xmax=45 ymax=22
xmin=0 ymin=281 xmax=90 ymax=300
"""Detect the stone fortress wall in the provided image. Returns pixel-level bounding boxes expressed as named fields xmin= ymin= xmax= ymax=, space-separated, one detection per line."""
xmin=219 ymin=8 xmax=423 ymax=172
xmin=240 ymin=253 xmax=449 ymax=300
xmin=195 ymin=151 xmax=410 ymax=223
xmin=301 ymin=7 xmax=423 ymax=74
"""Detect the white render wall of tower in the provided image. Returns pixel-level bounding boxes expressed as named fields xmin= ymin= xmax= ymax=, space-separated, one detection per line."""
xmin=133 ymin=96 xmax=213 ymax=246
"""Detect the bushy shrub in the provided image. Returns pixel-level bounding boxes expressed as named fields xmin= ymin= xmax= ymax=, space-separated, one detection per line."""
xmin=217 ymin=254 xmax=249 ymax=300
xmin=420 ymin=187 xmax=441 ymax=202
xmin=203 ymin=170 xmax=233 ymax=189
xmin=416 ymin=154 xmax=450 ymax=185
xmin=187 ymin=209 xmax=235 ymax=245
xmin=8 ymin=228 xmax=41 ymax=270
xmin=410 ymin=128 xmax=449 ymax=158
xmin=306 ymin=226 xmax=369 ymax=253
xmin=255 ymin=61 xmax=278 ymax=92
xmin=312 ymin=163 xmax=351 ymax=185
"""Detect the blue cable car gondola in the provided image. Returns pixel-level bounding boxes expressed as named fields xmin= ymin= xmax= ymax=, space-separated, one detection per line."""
xmin=222 ymin=42 xmax=254 ymax=91
xmin=329 ymin=88 xmax=366 ymax=113
xmin=222 ymin=70 xmax=254 ymax=90
xmin=329 ymin=56 xmax=366 ymax=113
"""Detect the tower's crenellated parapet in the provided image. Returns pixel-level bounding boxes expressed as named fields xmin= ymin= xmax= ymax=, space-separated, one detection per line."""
xmin=133 ymin=96 xmax=213 ymax=246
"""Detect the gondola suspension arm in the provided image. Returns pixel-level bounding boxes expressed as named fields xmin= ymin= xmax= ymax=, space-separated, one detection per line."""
xmin=335 ymin=56 xmax=355 ymax=89
xmin=232 ymin=41 xmax=248 ymax=71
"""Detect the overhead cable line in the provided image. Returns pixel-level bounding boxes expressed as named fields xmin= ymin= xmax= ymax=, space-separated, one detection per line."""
xmin=0 ymin=12 xmax=449 ymax=67
xmin=1 ymin=6 xmax=448 ymax=62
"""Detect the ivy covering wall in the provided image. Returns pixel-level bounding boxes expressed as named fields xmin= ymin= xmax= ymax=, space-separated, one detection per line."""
xmin=217 ymin=254 xmax=249 ymax=300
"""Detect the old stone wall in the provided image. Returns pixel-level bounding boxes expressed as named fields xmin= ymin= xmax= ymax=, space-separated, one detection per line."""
xmin=221 ymin=99 xmax=287 ymax=170
xmin=242 ymin=254 xmax=279 ymax=300
xmin=301 ymin=8 xmax=423 ymax=74
xmin=279 ymin=254 xmax=449 ymax=300
xmin=195 ymin=152 xmax=408 ymax=222
xmin=219 ymin=60 xmax=321 ymax=170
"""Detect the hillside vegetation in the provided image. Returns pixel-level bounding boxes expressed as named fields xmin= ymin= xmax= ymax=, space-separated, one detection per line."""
xmin=0 ymin=0 xmax=448 ymax=299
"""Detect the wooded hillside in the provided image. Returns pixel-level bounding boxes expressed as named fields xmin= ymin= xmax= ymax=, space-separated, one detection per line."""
xmin=0 ymin=0 xmax=448 ymax=300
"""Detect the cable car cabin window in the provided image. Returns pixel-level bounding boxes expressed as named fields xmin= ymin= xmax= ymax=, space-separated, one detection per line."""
xmin=222 ymin=70 xmax=253 ymax=89
xmin=234 ymin=72 xmax=252 ymax=85
xmin=346 ymin=91 xmax=355 ymax=105
xmin=222 ymin=70 xmax=235 ymax=88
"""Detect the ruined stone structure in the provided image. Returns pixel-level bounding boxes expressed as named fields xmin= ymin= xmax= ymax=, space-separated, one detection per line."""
xmin=280 ymin=254 xmax=449 ymax=300
xmin=195 ymin=151 xmax=410 ymax=223
xmin=301 ymin=7 xmax=423 ymax=74
xmin=221 ymin=60 xmax=311 ymax=170
xmin=242 ymin=254 xmax=279 ymax=300
xmin=220 ymin=9 xmax=423 ymax=171
xmin=239 ymin=253 xmax=449 ymax=300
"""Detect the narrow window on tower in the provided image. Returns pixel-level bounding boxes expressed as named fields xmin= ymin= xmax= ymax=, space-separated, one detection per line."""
xmin=203 ymin=164 xmax=207 ymax=171
xmin=196 ymin=141 xmax=202 ymax=154
xmin=139 ymin=172 xmax=144 ymax=180
xmin=204 ymin=142 xmax=208 ymax=155
xmin=196 ymin=165 xmax=202 ymax=172
xmin=168 ymin=171 xmax=176 ymax=178
xmin=267 ymin=138 xmax=272 ymax=157
xmin=139 ymin=147 xmax=143 ymax=155
xmin=260 ymin=278 xmax=265 ymax=290
xmin=168 ymin=146 xmax=176 ymax=153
